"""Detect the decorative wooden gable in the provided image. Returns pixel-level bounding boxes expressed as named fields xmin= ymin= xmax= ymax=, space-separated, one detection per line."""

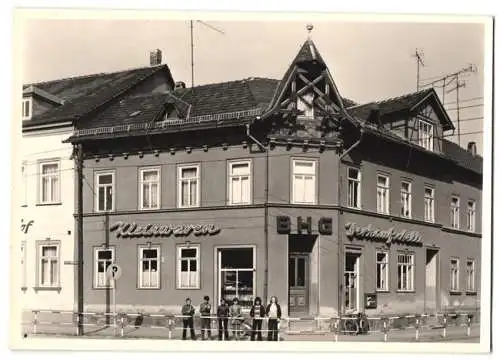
xmin=264 ymin=40 xmax=346 ymax=139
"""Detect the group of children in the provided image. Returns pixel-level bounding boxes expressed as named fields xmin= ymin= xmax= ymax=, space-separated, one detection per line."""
xmin=181 ymin=295 xmax=282 ymax=341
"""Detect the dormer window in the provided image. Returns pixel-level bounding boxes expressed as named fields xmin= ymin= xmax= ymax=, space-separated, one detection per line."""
xmin=22 ymin=97 xmax=32 ymax=120
xmin=418 ymin=119 xmax=433 ymax=151
xmin=297 ymin=93 xmax=314 ymax=118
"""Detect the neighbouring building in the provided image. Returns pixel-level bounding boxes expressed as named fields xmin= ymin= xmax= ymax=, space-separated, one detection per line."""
xmin=65 ymin=38 xmax=482 ymax=317
xmin=19 ymin=50 xmax=175 ymax=311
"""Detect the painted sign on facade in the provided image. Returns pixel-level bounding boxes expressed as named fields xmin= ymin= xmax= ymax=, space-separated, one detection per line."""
xmin=21 ymin=219 xmax=34 ymax=234
xmin=276 ymin=216 xmax=333 ymax=235
xmin=109 ymin=221 xmax=221 ymax=238
xmin=345 ymin=223 xmax=423 ymax=246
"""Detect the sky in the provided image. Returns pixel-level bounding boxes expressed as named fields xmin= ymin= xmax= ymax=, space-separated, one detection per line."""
xmin=19 ymin=17 xmax=488 ymax=154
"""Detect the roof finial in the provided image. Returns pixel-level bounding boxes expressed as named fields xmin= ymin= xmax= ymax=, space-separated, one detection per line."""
xmin=306 ymin=24 xmax=314 ymax=40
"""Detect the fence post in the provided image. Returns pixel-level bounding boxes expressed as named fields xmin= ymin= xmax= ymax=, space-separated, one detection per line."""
xmin=120 ymin=315 xmax=125 ymax=337
xmin=334 ymin=319 xmax=339 ymax=342
xmin=442 ymin=314 xmax=447 ymax=338
xmin=75 ymin=313 xmax=80 ymax=336
xmin=383 ymin=318 xmax=388 ymax=342
xmin=168 ymin=318 xmax=172 ymax=340
xmin=415 ymin=317 xmax=420 ymax=341
xmin=277 ymin=319 xmax=281 ymax=341
xmin=466 ymin=315 xmax=472 ymax=337
xmin=33 ymin=311 xmax=38 ymax=335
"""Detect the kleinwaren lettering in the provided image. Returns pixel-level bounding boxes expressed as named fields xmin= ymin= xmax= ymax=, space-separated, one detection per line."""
xmin=110 ymin=221 xmax=221 ymax=238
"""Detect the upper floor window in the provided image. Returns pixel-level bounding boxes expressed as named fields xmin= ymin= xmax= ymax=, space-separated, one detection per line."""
xmin=292 ymin=159 xmax=316 ymax=204
xmin=418 ymin=120 xmax=434 ymax=151
xmin=96 ymin=171 xmax=115 ymax=212
xmin=39 ymin=160 xmax=60 ymax=204
xmin=22 ymin=98 xmax=32 ymax=120
xmin=297 ymin=93 xmax=314 ymax=118
xmin=400 ymin=181 xmax=412 ymax=218
xmin=376 ymin=174 xmax=390 ymax=214
xmin=178 ymin=164 xmax=200 ymax=208
xmin=347 ymin=168 xmax=361 ymax=209
xmin=139 ymin=167 xmax=160 ymax=210
xmin=424 ymin=186 xmax=435 ymax=222
xmin=467 ymin=200 xmax=476 ymax=232
xmin=228 ymin=160 xmax=252 ymax=205
xmin=450 ymin=196 xmax=460 ymax=229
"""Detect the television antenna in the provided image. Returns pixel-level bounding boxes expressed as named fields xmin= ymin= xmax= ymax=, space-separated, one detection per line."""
xmin=190 ymin=20 xmax=225 ymax=89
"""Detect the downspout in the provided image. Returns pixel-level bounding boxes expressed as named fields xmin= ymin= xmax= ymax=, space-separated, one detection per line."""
xmin=246 ymin=122 xmax=269 ymax=302
xmin=337 ymin=122 xmax=365 ymax=316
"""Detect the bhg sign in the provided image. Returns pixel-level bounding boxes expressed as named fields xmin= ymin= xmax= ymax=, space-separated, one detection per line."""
xmin=276 ymin=216 xmax=333 ymax=235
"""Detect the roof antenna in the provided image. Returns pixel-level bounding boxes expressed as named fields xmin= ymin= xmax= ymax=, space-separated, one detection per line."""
xmin=306 ymin=24 xmax=314 ymax=40
xmin=190 ymin=20 xmax=225 ymax=89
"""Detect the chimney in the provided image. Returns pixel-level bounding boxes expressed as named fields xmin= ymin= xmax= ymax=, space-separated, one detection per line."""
xmin=149 ymin=49 xmax=162 ymax=66
xmin=175 ymin=81 xmax=186 ymax=90
xmin=467 ymin=141 xmax=477 ymax=156
xmin=367 ymin=105 xmax=381 ymax=127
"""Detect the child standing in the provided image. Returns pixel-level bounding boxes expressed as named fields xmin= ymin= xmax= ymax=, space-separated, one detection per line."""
xmin=199 ymin=295 xmax=212 ymax=340
xmin=266 ymin=296 xmax=282 ymax=341
xmin=250 ymin=297 xmax=266 ymax=341
xmin=181 ymin=297 xmax=196 ymax=340
xmin=229 ymin=297 xmax=243 ymax=340
xmin=216 ymin=298 xmax=230 ymax=340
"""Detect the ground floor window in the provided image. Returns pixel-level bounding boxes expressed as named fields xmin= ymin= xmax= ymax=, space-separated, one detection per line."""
xmin=466 ymin=259 xmax=475 ymax=292
xmin=138 ymin=245 xmax=160 ymax=289
xmin=218 ymin=247 xmax=255 ymax=308
xmin=376 ymin=251 xmax=389 ymax=291
xmin=397 ymin=253 xmax=414 ymax=291
xmin=95 ymin=247 xmax=115 ymax=288
xmin=37 ymin=241 xmax=60 ymax=288
xmin=450 ymin=258 xmax=460 ymax=292
xmin=177 ymin=244 xmax=200 ymax=289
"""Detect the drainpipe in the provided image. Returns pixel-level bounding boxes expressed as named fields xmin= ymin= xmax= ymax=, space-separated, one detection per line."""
xmin=246 ymin=122 xmax=269 ymax=302
xmin=337 ymin=122 xmax=365 ymax=316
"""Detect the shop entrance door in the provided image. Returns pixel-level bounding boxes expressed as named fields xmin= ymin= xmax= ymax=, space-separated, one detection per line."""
xmin=344 ymin=251 xmax=361 ymax=312
xmin=289 ymin=253 xmax=309 ymax=315
xmin=425 ymin=248 xmax=439 ymax=312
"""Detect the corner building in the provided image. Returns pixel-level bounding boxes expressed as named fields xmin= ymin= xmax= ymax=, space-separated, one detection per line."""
xmin=69 ymin=39 xmax=482 ymax=317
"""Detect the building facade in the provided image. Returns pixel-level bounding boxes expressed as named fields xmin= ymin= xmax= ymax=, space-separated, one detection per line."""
xmin=67 ymin=40 xmax=482 ymax=317
xmin=19 ymin=53 xmax=175 ymax=311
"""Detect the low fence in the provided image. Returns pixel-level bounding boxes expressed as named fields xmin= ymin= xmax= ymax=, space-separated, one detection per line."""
xmin=26 ymin=310 xmax=479 ymax=342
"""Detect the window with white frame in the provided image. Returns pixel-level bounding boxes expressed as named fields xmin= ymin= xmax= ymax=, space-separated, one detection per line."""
xmin=376 ymin=174 xmax=390 ymax=214
xmin=178 ymin=165 xmax=200 ymax=208
xmin=94 ymin=248 xmax=115 ymax=288
xmin=292 ymin=159 xmax=316 ymax=204
xmin=37 ymin=242 xmax=60 ymax=287
xmin=139 ymin=168 xmax=160 ymax=210
xmin=418 ymin=120 xmax=433 ymax=151
xmin=397 ymin=253 xmax=414 ymax=291
xmin=21 ymin=161 xmax=27 ymax=206
xmin=177 ymin=245 xmax=200 ymax=289
xmin=450 ymin=196 xmax=460 ymax=229
xmin=96 ymin=171 xmax=115 ymax=212
xmin=228 ymin=160 xmax=251 ymax=205
xmin=347 ymin=168 xmax=361 ymax=208
xmin=466 ymin=259 xmax=475 ymax=292
xmin=424 ymin=187 xmax=435 ymax=222
xmin=39 ymin=160 xmax=60 ymax=204
xmin=467 ymin=200 xmax=476 ymax=232
xmin=138 ymin=246 xmax=160 ymax=289
xmin=22 ymin=98 xmax=32 ymax=120
xmin=297 ymin=92 xmax=314 ymax=118
xmin=376 ymin=251 xmax=389 ymax=291
xmin=401 ymin=181 xmax=412 ymax=218
xmin=450 ymin=258 xmax=460 ymax=292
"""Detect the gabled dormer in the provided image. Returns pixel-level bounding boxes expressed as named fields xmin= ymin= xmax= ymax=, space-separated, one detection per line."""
xmin=22 ymin=85 xmax=65 ymax=121
xmin=263 ymin=38 xmax=346 ymax=139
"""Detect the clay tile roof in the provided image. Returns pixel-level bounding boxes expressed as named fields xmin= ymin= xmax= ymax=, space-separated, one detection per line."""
xmin=22 ymin=64 xmax=172 ymax=126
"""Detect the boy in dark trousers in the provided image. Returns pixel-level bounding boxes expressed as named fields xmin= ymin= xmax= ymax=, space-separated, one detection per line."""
xmin=250 ymin=297 xmax=266 ymax=341
xmin=199 ymin=295 xmax=212 ymax=340
xmin=216 ymin=298 xmax=230 ymax=340
xmin=181 ymin=297 xmax=196 ymax=340
xmin=265 ymin=296 xmax=282 ymax=341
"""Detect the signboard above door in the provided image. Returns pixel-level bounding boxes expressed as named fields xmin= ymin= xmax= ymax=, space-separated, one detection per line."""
xmin=276 ymin=216 xmax=332 ymax=235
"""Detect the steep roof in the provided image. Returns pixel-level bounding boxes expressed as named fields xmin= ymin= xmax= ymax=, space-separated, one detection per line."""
xmin=22 ymin=64 xmax=173 ymax=126
xmin=442 ymin=139 xmax=483 ymax=174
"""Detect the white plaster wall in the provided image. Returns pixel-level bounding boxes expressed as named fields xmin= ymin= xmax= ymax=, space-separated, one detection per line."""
xmin=18 ymin=127 xmax=75 ymax=311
